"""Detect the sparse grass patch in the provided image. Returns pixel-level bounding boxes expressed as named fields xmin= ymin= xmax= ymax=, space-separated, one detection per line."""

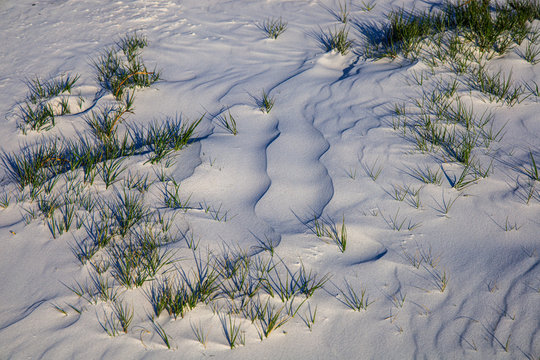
xmin=391 ymin=291 xmax=407 ymax=308
xmin=124 ymin=172 xmax=153 ymax=193
xmin=335 ymin=280 xmax=373 ymax=311
xmin=325 ymin=26 xmax=353 ymax=55
xmin=434 ymin=269 xmax=449 ymax=292
xmin=412 ymin=166 xmax=443 ymax=185
xmin=401 ymin=245 xmax=423 ymax=269
xmin=100 ymin=157 xmax=127 ymax=188
xmin=164 ymin=182 xmax=191 ymax=211
xmin=16 ymin=73 xmax=81 ymax=133
xmin=434 ymin=191 xmax=461 ymax=217
xmin=359 ymin=0 xmax=376 ymax=12
xmin=1 ymin=141 xmax=67 ymax=191
xmin=201 ymin=201 xmax=235 ymax=222
xmin=108 ymin=189 xmax=149 ymax=237
xmin=47 ymin=201 xmax=77 ymax=238
xmin=0 ymin=192 xmax=10 ymax=209
xmin=147 ymin=277 xmax=196 ymax=319
xmin=469 ymin=66 xmax=525 ymax=106
xmin=150 ymin=316 xmax=173 ymax=349
xmin=113 ymin=299 xmax=134 ymax=333
xmin=524 ymin=151 xmax=540 ymax=181
xmin=388 ymin=184 xmax=408 ymax=201
xmin=365 ymin=0 xmax=540 ymax=60
xmin=0 ymin=32 xmax=235 ymax=352
xmin=311 ymin=215 xmax=348 ymax=252
xmin=380 ymin=208 xmax=421 ymax=231
xmin=518 ymin=37 xmax=540 ymax=64
xmin=118 ymin=31 xmax=148 ymax=62
xmin=518 ymin=178 xmax=540 ymax=204
xmin=216 ymin=109 xmax=238 ymax=135
xmin=89 ymin=272 xmax=118 ymax=302
xmin=85 ymin=104 xmax=128 ymax=142
xmin=133 ymin=115 xmax=202 ymax=164
xmin=220 ymin=313 xmax=245 ymax=348
xmin=17 ymin=102 xmax=56 ymax=133
xmin=190 ymin=320 xmax=208 ymax=348
xmin=300 ymin=304 xmax=317 ymax=331
xmin=345 ymin=166 xmax=357 ymax=179
xmin=93 ymin=33 xmax=159 ymax=100
xmin=262 ymin=17 xmax=288 ymax=39
xmin=361 ymin=157 xmax=383 ymax=181
xmin=253 ymin=298 xmax=292 ymax=339
xmin=253 ymin=235 xmax=278 ymax=255
xmin=98 ymin=309 xmax=121 ymax=337
xmin=108 ymin=241 xmax=151 ymax=288
xmin=391 ymin=73 xmax=502 ymax=193
xmin=525 ymin=79 xmax=540 ymax=98
xmin=446 ymin=163 xmax=481 ymax=190
xmin=259 ymin=90 xmax=275 ymax=113
xmin=336 ymin=0 xmax=350 ymax=23
xmin=26 ymin=74 xmax=80 ymax=104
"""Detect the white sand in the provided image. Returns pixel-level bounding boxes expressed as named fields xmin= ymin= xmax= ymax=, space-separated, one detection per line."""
xmin=0 ymin=0 xmax=539 ymax=358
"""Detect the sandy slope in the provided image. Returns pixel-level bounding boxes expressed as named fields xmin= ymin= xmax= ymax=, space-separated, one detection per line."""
xmin=0 ymin=0 xmax=539 ymax=358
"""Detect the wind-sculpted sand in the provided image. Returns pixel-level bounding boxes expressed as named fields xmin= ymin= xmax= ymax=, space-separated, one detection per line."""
xmin=0 ymin=0 xmax=539 ymax=359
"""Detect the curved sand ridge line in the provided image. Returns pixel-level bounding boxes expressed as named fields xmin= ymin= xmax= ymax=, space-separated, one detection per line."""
xmin=177 ymin=104 xmax=282 ymax=252
xmin=253 ymin=53 xmax=402 ymax=260
xmin=253 ymin=55 xmax=346 ymax=234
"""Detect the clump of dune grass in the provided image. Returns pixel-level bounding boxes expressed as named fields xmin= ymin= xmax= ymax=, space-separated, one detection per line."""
xmin=324 ymin=26 xmax=353 ymax=55
xmin=93 ymin=32 xmax=159 ymax=100
xmin=129 ymin=115 xmax=203 ymax=164
xmin=16 ymin=73 xmax=81 ymax=134
xmin=2 ymin=111 xmax=201 ymax=194
xmin=215 ymin=109 xmax=238 ymax=135
xmin=261 ymin=17 xmax=288 ymax=39
xmin=26 ymin=74 xmax=80 ymax=104
xmin=335 ymin=280 xmax=373 ymax=311
xmin=336 ymin=0 xmax=350 ymax=23
xmin=259 ymin=90 xmax=275 ymax=113
xmin=364 ymin=0 xmax=540 ymax=59
xmin=311 ymin=215 xmax=348 ymax=252
xmin=524 ymin=151 xmax=540 ymax=181
xmin=220 ymin=313 xmax=245 ymax=348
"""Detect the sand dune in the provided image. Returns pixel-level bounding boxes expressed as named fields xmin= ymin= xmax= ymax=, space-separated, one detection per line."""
xmin=0 ymin=0 xmax=539 ymax=358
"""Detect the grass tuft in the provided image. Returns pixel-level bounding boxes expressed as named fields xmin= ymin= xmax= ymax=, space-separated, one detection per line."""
xmin=26 ymin=74 xmax=80 ymax=103
xmin=150 ymin=316 xmax=173 ymax=349
xmin=336 ymin=281 xmax=373 ymax=311
xmin=469 ymin=66 xmax=525 ymax=106
xmin=259 ymin=90 xmax=275 ymax=113
xmin=219 ymin=313 xmax=245 ymax=348
xmin=262 ymin=17 xmax=288 ymax=39
xmin=144 ymin=115 xmax=202 ymax=163
xmin=311 ymin=215 xmax=348 ymax=252
xmin=519 ymin=38 xmax=540 ymax=64
xmin=325 ymin=26 xmax=353 ymax=55
xmin=216 ymin=109 xmax=238 ymax=135
xmin=17 ymin=102 xmax=56 ymax=133
xmin=525 ymin=151 xmax=540 ymax=181
xmin=93 ymin=33 xmax=159 ymax=100
xmin=0 ymin=192 xmax=11 ymax=209
xmin=362 ymin=157 xmax=383 ymax=181
xmin=359 ymin=0 xmax=376 ymax=12
xmin=365 ymin=0 xmax=540 ymax=59
xmin=337 ymin=0 xmax=350 ymax=23
xmin=113 ymin=299 xmax=134 ymax=333
xmin=190 ymin=320 xmax=208 ymax=348
xmin=16 ymin=73 xmax=80 ymax=133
